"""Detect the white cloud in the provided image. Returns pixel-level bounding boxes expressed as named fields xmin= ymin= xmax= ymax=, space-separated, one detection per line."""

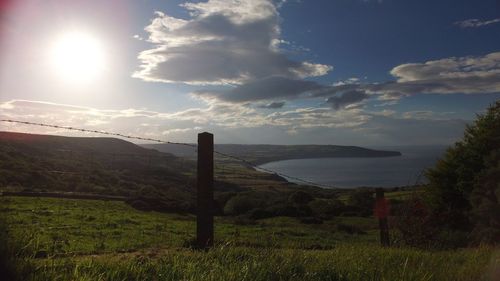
xmin=390 ymin=52 xmax=500 ymax=83
xmin=133 ymin=0 xmax=331 ymax=85
xmin=401 ymin=111 xmax=456 ymax=120
xmin=181 ymin=0 xmax=277 ymax=24
xmin=0 ymin=99 xmax=468 ymax=145
xmin=162 ymin=127 xmax=202 ymax=135
xmin=0 ymin=98 xmax=370 ymax=138
xmin=374 ymin=52 xmax=500 ymax=95
xmin=265 ymin=107 xmax=371 ymax=129
xmin=454 ymin=18 xmax=500 ymax=28
xmin=307 ymin=51 xmax=500 ymax=106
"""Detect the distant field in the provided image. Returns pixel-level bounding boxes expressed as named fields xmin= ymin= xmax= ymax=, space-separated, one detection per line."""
xmin=1 ymin=196 xmax=497 ymax=281
xmin=0 ymin=196 xmax=377 ymax=256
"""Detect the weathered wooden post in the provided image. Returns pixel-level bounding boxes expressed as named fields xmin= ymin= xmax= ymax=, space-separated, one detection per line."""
xmin=196 ymin=132 xmax=214 ymax=249
xmin=375 ymin=188 xmax=390 ymax=247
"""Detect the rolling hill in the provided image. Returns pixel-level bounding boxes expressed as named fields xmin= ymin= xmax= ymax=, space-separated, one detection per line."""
xmin=0 ymin=132 xmax=312 ymax=212
xmin=0 ymin=131 xmax=198 ymax=209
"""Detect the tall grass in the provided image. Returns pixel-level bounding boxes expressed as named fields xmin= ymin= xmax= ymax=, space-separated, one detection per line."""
xmin=2 ymin=196 xmax=498 ymax=281
xmin=27 ymin=245 xmax=497 ymax=281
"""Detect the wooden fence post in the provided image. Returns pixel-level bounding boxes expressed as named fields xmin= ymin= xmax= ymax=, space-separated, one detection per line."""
xmin=197 ymin=132 xmax=214 ymax=249
xmin=375 ymin=188 xmax=390 ymax=247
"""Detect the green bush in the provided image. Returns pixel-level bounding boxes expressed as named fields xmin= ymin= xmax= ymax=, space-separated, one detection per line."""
xmin=288 ymin=190 xmax=314 ymax=205
xmin=214 ymin=192 xmax=237 ymax=216
xmin=308 ymin=199 xmax=344 ymax=218
xmin=223 ymin=195 xmax=262 ymax=216
xmin=347 ymin=189 xmax=374 ymax=217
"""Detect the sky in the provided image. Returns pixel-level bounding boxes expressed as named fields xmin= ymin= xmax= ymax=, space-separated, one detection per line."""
xmin=0 ymin=0 xmax=499 ymax=146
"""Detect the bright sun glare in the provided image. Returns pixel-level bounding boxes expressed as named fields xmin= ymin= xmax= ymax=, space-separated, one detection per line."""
xmin=49 ymin=32 xmax=106 ymax=84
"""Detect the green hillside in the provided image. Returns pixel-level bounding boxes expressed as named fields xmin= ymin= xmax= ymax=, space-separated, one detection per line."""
xmin=0 ymin=132 xmax=198 ymax=208
xmin=0 ymin=131 xmax=326 ymax=213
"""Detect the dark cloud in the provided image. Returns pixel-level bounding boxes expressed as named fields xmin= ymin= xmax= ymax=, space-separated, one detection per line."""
xmin=195 ymin=76 xmax=322 ymax=101
xmin=193 ymin=51 xmax=500 ymax=110
xmin=326 ymin=90 xmax=369 ymax=109
xmin=258 ymin=101 xmax=285 ymax=109
xmin=194 ymin=76 xmax=372 ymax=109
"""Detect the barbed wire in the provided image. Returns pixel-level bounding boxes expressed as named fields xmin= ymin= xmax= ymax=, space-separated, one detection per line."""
xmin=0 ymin=119 xmax=197 ymax=148
xmin=0 ymin=119 xmax=337 ymax=189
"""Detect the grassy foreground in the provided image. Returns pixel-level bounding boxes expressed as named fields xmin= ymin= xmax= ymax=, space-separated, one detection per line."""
xmin=1 ymin=196 xmax=498 ymax=281
xmin=20 ymin=245 xmax=497 ymax=281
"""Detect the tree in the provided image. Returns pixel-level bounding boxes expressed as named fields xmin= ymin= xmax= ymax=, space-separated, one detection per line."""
xmin=469 ymin=150 xmax=500 ymax=243
xmin=425 ymin=101 xmax=500 ymax=244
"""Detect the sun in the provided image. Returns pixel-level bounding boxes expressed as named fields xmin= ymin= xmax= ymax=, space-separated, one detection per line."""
xmin=49 ymin=31 xmax=106 ymax=84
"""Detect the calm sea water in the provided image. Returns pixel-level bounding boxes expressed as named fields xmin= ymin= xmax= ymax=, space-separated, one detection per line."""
xmin=258 ymin=146 xmax=448 ymax=189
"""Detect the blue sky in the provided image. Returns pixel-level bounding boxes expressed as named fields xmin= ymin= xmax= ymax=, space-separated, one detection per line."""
xmin=0 ymin=0 xmax=499 ymax=145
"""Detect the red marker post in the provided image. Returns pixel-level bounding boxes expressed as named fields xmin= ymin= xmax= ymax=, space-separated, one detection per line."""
xmin=375 ymin=188 xmax=390 ymax=247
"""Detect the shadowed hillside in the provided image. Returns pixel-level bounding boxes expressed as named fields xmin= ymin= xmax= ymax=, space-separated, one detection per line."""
xmin=0 ymin=131 xmax=198 ymax=209
xmin=0 ymin=131 xmax=321 ymax=212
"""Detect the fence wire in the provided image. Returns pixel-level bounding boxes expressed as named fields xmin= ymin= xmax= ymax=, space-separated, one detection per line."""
xmin=0 ymin=119 xmax=336 ymax=189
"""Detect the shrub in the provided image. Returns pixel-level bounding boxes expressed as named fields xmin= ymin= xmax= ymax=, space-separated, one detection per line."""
xmin=223 ymin=195 xmax=261 ymax=216
xmin=288 ymin=191 xmax=314 ymax=205
xmin=214 ymin=192 xmax=237 ymax=216
xmin=308 ymin=199 xmax=344 ymax=218
xmin=391 ymin=197 xmax=438 ymax=248
xmin=347 ymin=189 xmax=374 ymax=217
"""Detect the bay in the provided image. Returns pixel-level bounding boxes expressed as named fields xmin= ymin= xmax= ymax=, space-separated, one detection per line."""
xmin=258 ymin=145 xmax=448 ymax=188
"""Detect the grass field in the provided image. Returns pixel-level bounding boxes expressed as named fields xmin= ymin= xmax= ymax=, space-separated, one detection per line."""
xmin=1 ymin=196 xmax=498 ymax=280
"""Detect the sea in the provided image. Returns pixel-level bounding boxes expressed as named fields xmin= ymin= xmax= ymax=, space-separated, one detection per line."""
xmin=258 ymin=145 xmax=448 ymax=189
